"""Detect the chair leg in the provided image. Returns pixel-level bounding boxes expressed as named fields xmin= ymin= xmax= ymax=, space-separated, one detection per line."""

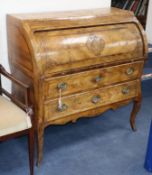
xmin=28 ymin=128 xmax=35 ymax=175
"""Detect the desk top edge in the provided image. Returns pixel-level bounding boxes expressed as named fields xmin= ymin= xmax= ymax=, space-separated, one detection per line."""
xmin=7 ymin=7 xmax=134 ymax=21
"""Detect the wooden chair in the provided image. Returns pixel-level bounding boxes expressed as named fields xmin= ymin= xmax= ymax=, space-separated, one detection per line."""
xmin=0 ymin=64 xmax=34 ymax=175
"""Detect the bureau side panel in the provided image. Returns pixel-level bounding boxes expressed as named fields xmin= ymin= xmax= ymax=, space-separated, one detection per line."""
xmin=7 ymin=16 xmax=35 ymax=105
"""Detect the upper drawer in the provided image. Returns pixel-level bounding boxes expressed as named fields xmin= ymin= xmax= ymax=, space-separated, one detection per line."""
xmin=43 ymin=61 xmax=144 ymax=100
xmin=35 ymin=23 xmax=144 ymax=74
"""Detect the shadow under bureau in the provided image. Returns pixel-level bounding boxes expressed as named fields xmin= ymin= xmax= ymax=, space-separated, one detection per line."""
xmin=7 ymin=7 xmax=148 ymax=165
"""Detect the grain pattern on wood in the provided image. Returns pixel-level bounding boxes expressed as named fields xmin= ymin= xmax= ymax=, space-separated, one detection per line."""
xmin=44 ymin=80 xmax=139 ymax=122
xmin=34 ymin=23 xmax=143 ymax=74
xmin=44 ymin=99 xmax=132 ymax=126
xmin=44 ymin=61 xmax=144 ymax=99
xmin=7 ymin=7 xmax=148 ymax=165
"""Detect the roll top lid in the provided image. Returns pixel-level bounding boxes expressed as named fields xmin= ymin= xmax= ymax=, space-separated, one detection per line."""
xmin=9 ymin=8 xmax=147 ymax=75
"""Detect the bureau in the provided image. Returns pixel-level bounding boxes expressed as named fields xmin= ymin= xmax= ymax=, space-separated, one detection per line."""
xmin=7 ymin=7 xmax=148 ymax=165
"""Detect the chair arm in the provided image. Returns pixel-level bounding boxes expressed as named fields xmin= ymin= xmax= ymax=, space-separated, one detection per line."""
xmin=0 ymin=64 xmax=32 ymax=113
xmin=0 ymin=65 xmax=29 ymax=89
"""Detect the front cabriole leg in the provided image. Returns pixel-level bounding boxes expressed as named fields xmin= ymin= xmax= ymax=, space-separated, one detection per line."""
xmin=130 ymin=99 xmax=141 ymax=131
xmin=130 ymin=83 xmax=142 ymax=131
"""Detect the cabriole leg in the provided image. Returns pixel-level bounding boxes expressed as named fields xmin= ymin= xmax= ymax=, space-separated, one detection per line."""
xmin=130 ymin=99 xmax=141 ymax=131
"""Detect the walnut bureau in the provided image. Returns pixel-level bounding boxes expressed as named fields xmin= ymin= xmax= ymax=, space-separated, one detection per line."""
xmin=7 ymin=7 xmax=148 ymax=164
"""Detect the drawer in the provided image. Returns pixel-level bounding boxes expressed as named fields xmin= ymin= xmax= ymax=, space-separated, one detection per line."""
xmin=44 ymin=80 xmax=139 ymax=122
xmin=35 ymin=23 xmax=144 ymax=74
xmin=44 ymin=61 xmax=143 ymax=99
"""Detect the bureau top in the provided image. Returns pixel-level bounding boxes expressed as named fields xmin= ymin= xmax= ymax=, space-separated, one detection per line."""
xmin=9 ymin=7 xmax=132 ymax=20
xmin=8 ymin=7 xmax=135 ymax=31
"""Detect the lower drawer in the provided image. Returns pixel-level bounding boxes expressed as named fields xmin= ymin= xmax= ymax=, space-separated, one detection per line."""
xmin=44 ymin=80 xmax=140 ymax=122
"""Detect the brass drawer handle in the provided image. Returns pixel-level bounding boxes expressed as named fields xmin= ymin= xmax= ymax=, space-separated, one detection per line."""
xmin=92 ymin=95 xmax=101 ymax=104
xmin=57 ymin=103 xmax=68 ymax=112
xmin=126 ymin=67 xmax=134 ymax=75
xmin=95 ymin=75 xmax=103 ymax=83
xmin=57 ymin=82 xmax=67 ymax=90
xmin=122 ymin=87 xmax=130 ymax=95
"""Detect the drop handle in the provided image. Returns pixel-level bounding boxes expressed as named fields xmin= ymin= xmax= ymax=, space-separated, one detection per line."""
xmin=122 ymin=87 xmax=130 ymax=95
xmin=57 ymin=82 xmax=68 ymax=90
xmin=126 ymin=67 xmax=134 ymax=75
xmin=57 ymin=103 xmax=68 ymax=112
xmin=95 ymin=75 xmax=103 ymax=83
xmin=92 ymin=95 xmax=101 ymax=104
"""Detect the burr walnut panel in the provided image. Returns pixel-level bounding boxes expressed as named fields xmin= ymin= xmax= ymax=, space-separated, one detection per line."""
xmin=35 ymin=23 xmax=144 ymax=74
xmin=44 ymin=61 xmax=144 ymax=100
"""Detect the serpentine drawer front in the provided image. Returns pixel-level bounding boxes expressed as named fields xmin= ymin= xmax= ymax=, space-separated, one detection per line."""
xmin=44 ymin=61 xmax=143 ymax=99
xmin=44 ymin=80 xmax=139 ymax=122
xmin=7 ymin=7 xmax=148 ymax=165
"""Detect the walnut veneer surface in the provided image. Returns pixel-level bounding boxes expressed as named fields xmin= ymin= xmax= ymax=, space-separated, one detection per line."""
xmin=7 ymin=7 xmax=148 ymax=165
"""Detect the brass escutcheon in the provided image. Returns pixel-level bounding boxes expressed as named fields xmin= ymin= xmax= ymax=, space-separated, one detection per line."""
xmin=57 ymin=82 xmax=67 ymax=90
xmin=92 ymin=95 xmax=101 ymax=104
xmin=57 ymin=103 xmax=68 ymax=112
xmin=126 ymin=67 xmax=134 ymax=75
xmin=95 ymin=75 xmax=103 ymax=83
xmin=122 ymin=87 xmax=130 ymax=95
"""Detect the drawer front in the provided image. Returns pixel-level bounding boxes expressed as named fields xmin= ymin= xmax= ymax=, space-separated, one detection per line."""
xmin=44 ymin=61 xmax=143 ymax=99
xmin=44 ymin=80 xmax=139 ymax=122
xmin=35 ymin=23 xmax=144 ymax=74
